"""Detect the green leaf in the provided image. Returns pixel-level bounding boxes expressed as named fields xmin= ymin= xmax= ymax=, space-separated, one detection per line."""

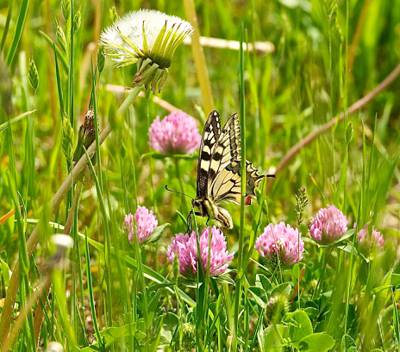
xmin=286 ymin=310 xmax=313 ymax=345
xmin=391 ymin=273 xmax=400 ymax=287
xmin=255 ymin=273 xmax=272 ymax=291
xmin=270 ymin=283 xmax=292 ymax=296
xmin=248 ymin=287 xmax=267 ymax=309
xmin=259 ymin=324 xmax=288 ymax=352
xmin=146 ymin=223 xmax=170 ymax=243
xmin=299 ymin=332 xmax=335 ymax=351
xmin=6 ymin=0 xmax=29 ymax=65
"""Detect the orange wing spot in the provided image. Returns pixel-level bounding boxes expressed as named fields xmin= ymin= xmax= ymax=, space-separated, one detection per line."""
xmin=0 ymin=209 xmax=15 ymax=224
xmin=245 ymin=195 xmax=252 ymax=206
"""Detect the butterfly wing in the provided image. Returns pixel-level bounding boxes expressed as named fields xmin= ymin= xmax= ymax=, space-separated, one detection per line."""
xmin=196 ymin=110 xmax=222 ymax=198
xmin=208 ymin=112 xmax=264 ymax=204
xmin=211 ymin=160 xmax=264 ymax=204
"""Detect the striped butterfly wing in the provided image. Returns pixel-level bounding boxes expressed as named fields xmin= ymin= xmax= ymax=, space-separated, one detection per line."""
xmin=211 ymin=161 xmax=264 ymax=204
xmin=196 ymin=110 xmax=222 ymax=198
xmin=208 ymin=113 xmax=242 ymax=203
xmin=196 ymin=110 xmax=264 ymax=209
xmin=208 ymin=114 xmax=264 ymax=204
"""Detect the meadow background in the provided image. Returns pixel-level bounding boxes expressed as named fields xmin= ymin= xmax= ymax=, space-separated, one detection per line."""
xmin=0 ymin=0 xmax=400 ymax=351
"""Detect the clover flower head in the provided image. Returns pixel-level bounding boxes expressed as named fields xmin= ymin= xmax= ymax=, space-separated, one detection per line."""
xmin=309 ymin=205 xmax=348 ymax=244
xmin=101 ymin=9 xmax=193 ymax=92
xmin=358 ymin=227 xmax=384 ymax=249
xmin=149 ymin=111 xmax=201 ymax=154
xmin=124 ymin=206 xmax=158 ymax=243
xmin=167 ymin=227 xmax=234 ymax=276
xmin=255 ymin=222 xmax=304 ymax=265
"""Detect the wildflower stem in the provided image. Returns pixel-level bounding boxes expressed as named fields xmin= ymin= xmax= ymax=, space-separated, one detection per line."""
xmin=174 ymin=158 xmax=188 ymax=213
xmin=0 ymin=87 xmax=141 ymax=344
xmin=233 ymin=24 xmax=246 ymax=350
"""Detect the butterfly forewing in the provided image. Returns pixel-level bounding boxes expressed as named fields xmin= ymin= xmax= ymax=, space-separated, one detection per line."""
xmin=196 ymin=110 xmax=221 ymax=197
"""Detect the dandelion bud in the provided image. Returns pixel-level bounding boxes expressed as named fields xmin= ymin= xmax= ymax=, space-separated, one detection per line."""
xmin=73 ymin=110 xmax=96 ymax=163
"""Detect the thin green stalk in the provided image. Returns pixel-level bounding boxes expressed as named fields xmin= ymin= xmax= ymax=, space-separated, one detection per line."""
xmin=174 ymin=158 xmax=188 ymax=213
xmin=0 ymin=110 xmax=36 ymax=133
xmin=133 ymin=236 xmax=150 ymax=336
xmin=67 ymin=0 xmax=74 ymax=128
xmin=84 ymin=235 xmax=105 ymax=350
xmin=233 ymin=24 xmax=246 ymax=351
xmin=313 ymin=248 xmax=329 ymax=298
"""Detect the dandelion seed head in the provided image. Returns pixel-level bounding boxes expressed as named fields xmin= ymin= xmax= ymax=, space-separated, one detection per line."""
xmin=167 ymin=227 xmax=234 ymax=276
xmin=101 ymin=10 xmax=192 ymax=91
xmin=101 ymin=10 xmax=192 ymax=66
xmin=149 ymin=111 xmax=201 ymax=154
xmin=309 ymin=205 xmax=348 ymax=244
xmin=255 ymin=222 xmax=304 ymax=265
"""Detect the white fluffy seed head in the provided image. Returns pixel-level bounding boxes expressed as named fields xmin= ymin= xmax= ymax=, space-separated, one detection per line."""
xmin=51 ymin=234 xmax=74 ymax=249
xmin=100 ymin=9 xmax=193 ymax=67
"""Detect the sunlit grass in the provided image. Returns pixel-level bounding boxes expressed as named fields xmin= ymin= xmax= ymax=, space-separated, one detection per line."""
xmin=0 ymin=0 xmax=399 ymax=351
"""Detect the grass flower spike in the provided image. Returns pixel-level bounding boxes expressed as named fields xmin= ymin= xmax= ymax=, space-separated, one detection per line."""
xmin=101 ymin=9 xmax=193 ymax=92
xmin=149 ymin=111 xmax=201 ymax=154
xmin=309 ymin=205 xmax=348 ymax=244
xmin=124 ymin=206 xmax=158 ymax=243
xmin=358 ymin=227 xmax=384 ymax=249
xmin=167 ymin=227 xmax=234 ymax=276
xmin=255 ymin=222 xmax=304 ymax=266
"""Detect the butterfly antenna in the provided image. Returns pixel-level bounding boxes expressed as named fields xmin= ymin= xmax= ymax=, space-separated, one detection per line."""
xmin=266 ymin=174 xmax=276 ymax=178
xmin=164 ymin=185 xmax=194 ymax=200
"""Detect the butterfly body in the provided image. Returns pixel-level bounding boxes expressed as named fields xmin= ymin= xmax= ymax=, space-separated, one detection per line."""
xmin=192 ymin=110 xmax=265 ymax=229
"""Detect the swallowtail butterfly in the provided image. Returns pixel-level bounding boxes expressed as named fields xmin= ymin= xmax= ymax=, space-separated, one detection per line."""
xmin=192 ymin=110 xmax=265 ymax=229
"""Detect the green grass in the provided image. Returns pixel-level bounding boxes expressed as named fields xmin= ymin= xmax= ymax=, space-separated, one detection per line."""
xmin=0 ymin=0 xmax=400 ymax=351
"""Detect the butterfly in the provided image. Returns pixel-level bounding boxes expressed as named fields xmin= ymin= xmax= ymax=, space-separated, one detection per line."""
xmin=191 ymin=110 xmax=266 ymax=229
